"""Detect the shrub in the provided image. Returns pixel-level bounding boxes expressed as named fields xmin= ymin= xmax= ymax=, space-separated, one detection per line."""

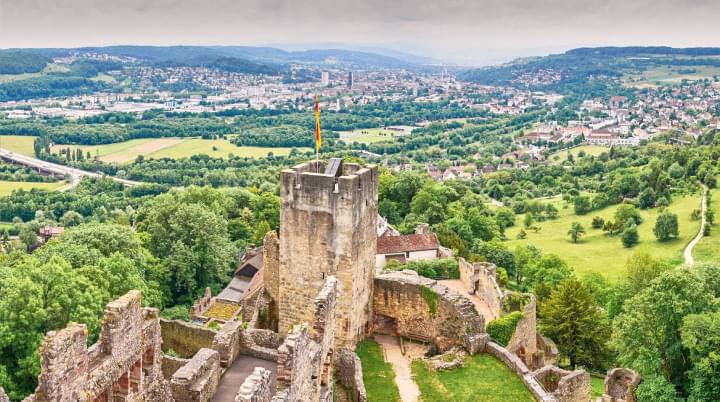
xmin=591 ymin=216 xmax=605 ymax=229
xmin=621 ymin=223 xmax=639 ymax=248
xmin=160 ymin=305 xmax=190 ymax=321
xmin=486 ymin=311 xmax=524 ymax=346
xmin=390 ymin=259 xmax=459 ymax=279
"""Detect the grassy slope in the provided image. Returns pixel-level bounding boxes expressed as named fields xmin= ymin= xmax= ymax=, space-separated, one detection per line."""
xmin=0 ymin=64 xmax=70 ymax=83
xmin=147 ymin=138 xmax=304 ymax=159
xmin=505 ymin=194 xmax=702 ymax=281
xmin=0 ymin=135 xmax=37 ymax=156
xmin=356 ymin=339 xmax=401 ymax=402
xmin=624 ymin=65 xmax=720 ymax=88
xmin=339 ymin=127 xmax=406 ymax=144
xmin=0 ymin=180 xmax=65 ymax=196
xmin=548 ymin=145 xmax=609 ymax=165
xmin=590 ymin=376 xmax=604 ymax=400
xmin=412 ymin=354 xmax=534 ymax=402
xmin=693 ymin=188 xmax=719 ymax=264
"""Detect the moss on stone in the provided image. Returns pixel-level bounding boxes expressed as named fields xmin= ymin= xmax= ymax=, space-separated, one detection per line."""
xmin=420 ymin=286 xmax=439 ymax=318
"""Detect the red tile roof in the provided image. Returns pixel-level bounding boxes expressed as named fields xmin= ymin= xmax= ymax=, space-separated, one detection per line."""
xmin=377 ymin=233 xmax=439 ymax=255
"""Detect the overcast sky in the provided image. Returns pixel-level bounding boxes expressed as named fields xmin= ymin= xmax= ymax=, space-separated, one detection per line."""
xmin=1 ymin=0 xmax=719 ymax=64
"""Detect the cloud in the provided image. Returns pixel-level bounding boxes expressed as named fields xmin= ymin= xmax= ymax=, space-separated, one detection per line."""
xmin=0 ymin=0 xmax=718 ymax=63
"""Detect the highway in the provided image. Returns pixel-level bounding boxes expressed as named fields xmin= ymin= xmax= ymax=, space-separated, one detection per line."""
xmin=0 ymin=147 xmax=140 ymax=189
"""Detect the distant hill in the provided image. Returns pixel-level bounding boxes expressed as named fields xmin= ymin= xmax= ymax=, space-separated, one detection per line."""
xmin=21 ymin=45 xmax=426 ymax=73
xmin=458 ymin=46 xmax=720 ymax=94
xmin=0 ymin=50 xmax=50 ymax=74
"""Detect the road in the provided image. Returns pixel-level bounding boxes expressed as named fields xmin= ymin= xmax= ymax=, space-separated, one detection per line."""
xmin=0 ymin=147 xmax=140 ymax=189
xmin=684 ymin=184 xmax=708 ymax=266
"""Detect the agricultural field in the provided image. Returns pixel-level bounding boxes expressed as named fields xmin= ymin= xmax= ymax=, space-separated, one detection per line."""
xmin=504 ymin=194 xmax=703 ymax=281
xmin=339 ymin=126 xmax=413 ymax=144
xmin=693 ymin=189 xmax=719 ymax=265
xmin=548 ymin=145 xmax=609 ymax=164
xmin=0 ymin=180 xmax=66 ymax=197
xmin=624 ymin=65 xmax=720 ymax=88
xmin=52 ymin=137 xmax=308 ymax=162
xmin=411 ymin=354 xmax=534 ymax=402
xmin=356 ymin=339 xmax=401 ymax=402
xmin=0 ymin=135 xmax=38 ymax=156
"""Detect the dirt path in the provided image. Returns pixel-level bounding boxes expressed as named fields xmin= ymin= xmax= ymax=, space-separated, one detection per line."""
xmin=211 ymin=355 xmax=277 ymax=402
xmin=440 ymin=279 xmax=499 ymax=326
xmin=375 ymin=335 xmax=420 ymax=402
xmin=684 ymin=185 xmax=708 ymax=267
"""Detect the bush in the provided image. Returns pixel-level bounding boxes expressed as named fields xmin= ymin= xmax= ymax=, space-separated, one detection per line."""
xmin=388 ymin=259 xmax=459 ymax=279
xmin=486 ymin=311 xmax=524 ymax=346
xmin=160 ymin=305 xmax=190 ymax=321
xmin=591 ymin=216 xmax=605 ymax=229
xmin=621 ymin=224 xmax=639 ymax=248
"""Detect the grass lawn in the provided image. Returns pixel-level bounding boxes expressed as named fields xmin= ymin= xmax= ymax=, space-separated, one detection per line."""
xmin=54 ymin=138 xmax=183 ymax=163
xmin=339 ymin=127 xmax=410 ymax=144
xmin=548 ymin=145 xmax=609 ymax=165
xmin=693 ymin=189 xmax=719 ymax=264
xmin=356 ymin=339 xmax=401 ymax=402
xmin=505 ymin=194 xmax=703 ymax=281
xmin=590 ymin=376 xmax=604 ymax=400
xmin=411 ymin=354 xmax=534 ymax=402
xmin=0 ymin=135 xmax=38 ymax=156
xmin=0 ymin=180 xmax=66 ymax=197
xmin=147 ymin=138 xmax=306 ymax=159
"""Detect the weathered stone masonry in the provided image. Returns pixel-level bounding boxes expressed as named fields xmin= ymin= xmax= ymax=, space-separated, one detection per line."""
xmin=278 ymin=160 xmax=377 ymax=348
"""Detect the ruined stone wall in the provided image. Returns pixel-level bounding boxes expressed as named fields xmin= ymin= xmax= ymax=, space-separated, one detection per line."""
xmin=484 ymin=342 xmax=557 ymax=402
xmin=0 ymin=387 xmax=8 ymax=402
xmin=458 ymin=259 xmax=503 ymax=321
xmin=334 ymin=348 xmax=367 ymax=402
xmin=190 ymin=287 xmax=213 ymax=319
xmin=160 ymin=319 xmax=217 ymax=358
xmin=162 ymin=355 xmax=191 ymax=380
xmin=25 ymin=290 xmax=172 ymax=402
xmin=506 ymin=293 xmax=539 ymax=369
xmin=235 ymin=367 xmax=273 ymax=402
xmin=170 ymin=348 xmax=221 ymax=402
xmin=262 ymin=231 xmax=280 ymax=302
xmin=532 ymin=365 xmax=590 ymax=402
xmin=211 ymin=320 xmax=243 ymax=367
xmin=278 ymin=161 xmax=377 ymax=348
xmin=602 ymin=368 xmax=641 ymax=402
xmin=273 ymin=276 xmax=337 ymax=402
xmin=372 ymin=270 xmax=484 ymax=352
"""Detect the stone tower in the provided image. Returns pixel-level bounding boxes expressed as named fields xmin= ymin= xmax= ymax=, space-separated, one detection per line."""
xmin=278 ymin=159 xmax=377 ymax=348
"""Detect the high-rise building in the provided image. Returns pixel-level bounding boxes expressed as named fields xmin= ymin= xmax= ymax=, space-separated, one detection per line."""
xmin=321 ymin=71 xmax=330 ymax=87
xmin=347 ymin=71 xmax=354 ymax=88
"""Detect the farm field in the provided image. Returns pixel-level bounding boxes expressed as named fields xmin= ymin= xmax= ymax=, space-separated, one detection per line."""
xmin=624 ymin=65 xmax=720 ymax=88
xmin=42 ymin=137 xmax=307 ymax=162
xmin=0 ymin=180 xmax=66 ymax=197
xmin=693 ymin=189 xmax=719 ymax=265
xmin=411 ymin=354 xmax=534 ymax=402
xmin=505 ymin=194 xmax=703 ymax=281
xmin=0 ymin=63 xmax=70 ymax=83
xmin=339 ymin=126 xmax=413 ymax=144
xmin=0 ymin=135 xmax=38 ymax=156
xmin=356 ymin=339 xmax=401 ymax=402
xmin=548 ymin=145 xmax=609 ymax=164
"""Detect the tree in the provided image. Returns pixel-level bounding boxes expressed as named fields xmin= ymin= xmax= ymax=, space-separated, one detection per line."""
xmin=638 ymin=187 xmax=657 ymax=209
xmin=18 ymin=225 xmax=37 ymax=251
xmin=591 ymin=216 xmax=605 ymax=229
xmin=612 ymin=269 xmax=714 ymax=387
xmin=524 ymin=254 xmax=573 ymax=299
xmin=654 ymin=211 xmax=679 ymax=241
xmin=61 ymin=210 xmax=83 ymax=227
xmin=540 ymin=279 xmax=611 ymax=369
xmin=681 ymin=312 xmax=720 ymax=402
xmin=621 ymin=223 xmax=639 ymax=248
xmin=635 ymin=376 xmax=681 ymax=402
xmin=615 ymin=204 xmax=642 ymax=226
xmin=568 ymin=222 xmax=586 ymax=243
xmin=574 ymin=196 xmax=592 ymax=215
xmin=523 ymin=213 xmax=534 ymax=228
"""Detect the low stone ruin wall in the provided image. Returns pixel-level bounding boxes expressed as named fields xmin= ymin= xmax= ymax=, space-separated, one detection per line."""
xmin=532 ymin=365 xmax=590 ymax=402
xmin=334 ymin=348 xmax=368 ymax=402
xmin=235 ymin=367 xmax=274 ymax=402
xmin=170 ymin=348 xmax=221 ymax=402
xmin=484 ymin=341 xmax=557 ymax=402
xmin=506 ymin=293 xmax=539 ymax=367
xmin=373 ymin=270 xmax=484 ymax=352
xmin=162 ymin=354 xmax=191 ymax=380
xmin=602 ymin=368 xmax=641 ymax=402
xmin=160 ymin=319 xmax=217 ymax=358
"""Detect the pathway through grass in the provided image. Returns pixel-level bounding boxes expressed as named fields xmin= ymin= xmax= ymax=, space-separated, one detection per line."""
xmin=356 ymin=339 xmax=401 ymax=402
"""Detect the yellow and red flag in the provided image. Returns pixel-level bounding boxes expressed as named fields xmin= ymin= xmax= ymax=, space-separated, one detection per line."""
xmin=315 ymin=95 xmax=321 ymax=152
